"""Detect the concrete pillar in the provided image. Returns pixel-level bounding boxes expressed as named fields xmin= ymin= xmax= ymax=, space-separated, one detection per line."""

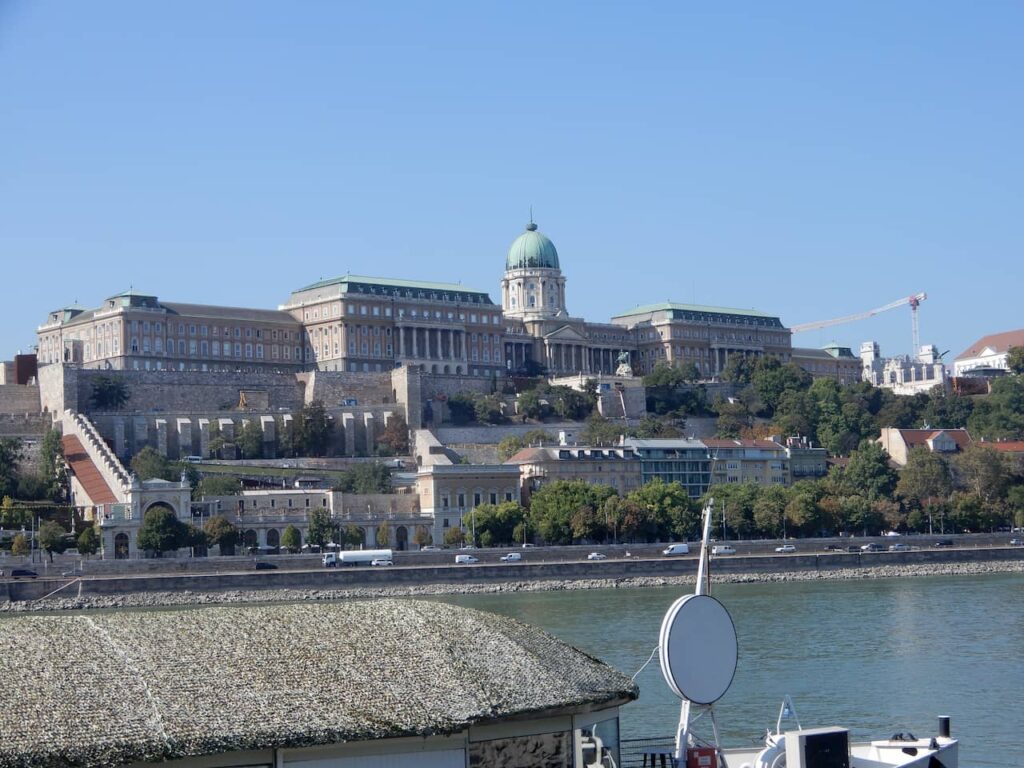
xmin=411 ymin=327 xmax=419 ymax=358
xmin=281 ymin=414 xmax=293 ymax=450
xmin=197 ymin=419 xmax=210 ymax=458
xmin=113 ymin=418 xmax=126 ymax=458
xmin=363 ymin=412 xmax=376 ymax=455
xmin=397 ymin=325 xmax=405 ymax=357
xmin=176 ymin=418 xmax=192 ymax=459
xmin=218 ymin=418 xmax=237 ymax=459
xmin=155 ymin=419 xmax=168 ymax=457
xmin=341 ymin=413 xmax=356 ymax=456
xmin=133 ymin=416 xmax=149 ymax=455
xmin=260 ymin=415 xmax=276 ymax=459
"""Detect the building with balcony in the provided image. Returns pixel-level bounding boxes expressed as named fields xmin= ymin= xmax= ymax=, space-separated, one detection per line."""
xmin=621 ymin=438 xmax=712 ymax=498
xmin=504 ymin=443 xmax=643 ymax=501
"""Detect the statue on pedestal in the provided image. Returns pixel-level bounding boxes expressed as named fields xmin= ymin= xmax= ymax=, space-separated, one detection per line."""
xmin=615 ymin=351 xmax=634 ymax=377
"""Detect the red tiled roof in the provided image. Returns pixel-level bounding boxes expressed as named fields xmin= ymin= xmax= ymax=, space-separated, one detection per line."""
xmin=62 ymin=434 xmax=118 ymax=505
xmin=989 ymin=441 xmax=1024 ymax=453
xmin=896 ymin=429 xmax=972 ymax=451
xmin=504 ymin=447 xmax=551 ymax=464
xmin=955 ymin=329 xmax=1024 ymax=361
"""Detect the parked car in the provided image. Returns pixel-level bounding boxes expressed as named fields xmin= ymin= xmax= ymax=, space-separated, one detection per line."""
xmin=521 ymin=543 xmax=536 ymax=548
xmin=253 ymin=561 xmax=278 ymax=570
xmin=861 ymin=543 xmax=884 ymax=552
xmin=934 ymin=539 xmax=954 ymax=547
xmin=888 ymin=543 xmax=910 ymax=552
xmin=500 ymin=552 xmax=522 ymax=562
xmin=370 ymin=558 xmax=393 ymax=566
xmin=774 ymin=544 xmax=797 ymax=553
xmin=455 ymin=554 xmax=479 ymax=564
xmin=11 ymin=568 xmax=37 ymax=579
xmin=587 ymin=552 xmax=607 ymax=561
xmin=1009 ymin=538 xmax=1022 ymax=546
xmin=420 ymin=545 xmax=440 ymax=552
xmin=822 ymin=544 xmax=844 ymax=552
xmin=711 ymin=545 xmax=736 ymax=555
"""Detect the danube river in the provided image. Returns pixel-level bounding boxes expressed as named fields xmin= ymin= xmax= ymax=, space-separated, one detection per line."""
xmin=432 ymin=573 xmax=1022 ymax=768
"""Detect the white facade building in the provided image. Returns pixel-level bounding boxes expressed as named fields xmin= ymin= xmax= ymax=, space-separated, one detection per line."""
xmin=861 ymin=341 xmax=947 ymax=395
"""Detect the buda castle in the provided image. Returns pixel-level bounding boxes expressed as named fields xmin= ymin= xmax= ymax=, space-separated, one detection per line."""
xmin=37 ymin=220 xmax=809 ymax=381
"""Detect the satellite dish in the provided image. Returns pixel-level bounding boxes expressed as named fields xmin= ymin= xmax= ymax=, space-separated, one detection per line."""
xmin=659 ymin=594 xmax=737 ymax=705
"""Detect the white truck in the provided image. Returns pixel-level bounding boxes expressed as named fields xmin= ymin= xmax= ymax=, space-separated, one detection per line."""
xmin=323 ymin=549 xmax=394 ymax=567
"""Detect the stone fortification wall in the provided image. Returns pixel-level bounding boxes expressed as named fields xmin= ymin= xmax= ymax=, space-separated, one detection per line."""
xmin=0 ymin=384 xmax=40 ymax=414
xmin=436 ymin=422 xmax=583 ymax=446
xmin=303 ymin=370 xmax=396 ymax=407
xmin=0 ymin=413 xmax=49 ymax=438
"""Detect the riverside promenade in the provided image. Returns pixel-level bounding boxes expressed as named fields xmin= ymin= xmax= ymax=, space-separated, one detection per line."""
xmin=3 ymin=544 xmax=1023 ymax=612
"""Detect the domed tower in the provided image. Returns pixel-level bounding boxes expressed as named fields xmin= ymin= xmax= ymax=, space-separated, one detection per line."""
xmin=501 ymin=219 xmax=567 ymax=319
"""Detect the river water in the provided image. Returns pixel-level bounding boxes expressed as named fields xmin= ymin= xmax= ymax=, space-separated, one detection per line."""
xmin=432 ymin=574 xmax=1022 ymax=768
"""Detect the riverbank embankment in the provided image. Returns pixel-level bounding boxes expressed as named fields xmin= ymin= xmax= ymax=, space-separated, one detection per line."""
xmin=3 ymin=555 xmax=1021 ymax=613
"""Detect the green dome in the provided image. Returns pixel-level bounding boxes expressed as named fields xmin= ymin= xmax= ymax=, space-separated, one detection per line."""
xmin=506 ymin=221 xmax=560 ymax=271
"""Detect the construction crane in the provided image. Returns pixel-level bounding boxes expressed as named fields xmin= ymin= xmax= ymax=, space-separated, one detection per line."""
xmin=791 ymin=292 xmax=927 ymax=354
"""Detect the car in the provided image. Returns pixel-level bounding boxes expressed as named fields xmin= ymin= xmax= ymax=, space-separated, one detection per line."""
xmin=500 ymin=552 xmax=522 ymax=562
xmin=587 ymin=552 xmax=607 ymax=561
xmin=11 ymin=568 xmax=38 ymax=579
xmin=459 ymin=544 xmax=477 ymax=550
xmin=934 ymin=539 xmax=954 ymax=548
xmin=860 ymin=543 xmax=884 ymax=552
xmin=883 ymin=531 xmax=902 ymax=537
xmin=455 ymin=554 xmax=479 ymax=564
xmin=420 ymin=545 xmax=440 ymax=551
xmin=521 ymin=543 xmax=536 ymax=548
xmin=1009 ymin=538 xmax=1022 ymax=546
xmin=774 ymin=544 xmax=796 ymax=554
xmin=662 ymin=543 xmax=690 ymax=556
xmin=822 ymin=544 xmax=843 ymax=552
xmin=370 ymin=558 xmax=393 ymax=566
xmin=888 ymin=543 xmax=910 ymax=552
xmin=253 ymin=561 xmax=278 ymax=570
xmin=711 ymin=545 xmax=736 ymax=555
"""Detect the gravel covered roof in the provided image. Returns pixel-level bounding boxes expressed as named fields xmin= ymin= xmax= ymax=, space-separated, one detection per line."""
xmin=0 ymin=600 xmax=636 ymax=768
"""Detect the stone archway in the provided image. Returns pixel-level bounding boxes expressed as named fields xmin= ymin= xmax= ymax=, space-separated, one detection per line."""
xmin=114 ymin=533 xmax=130 ymax=560
xmin=266 ymin=529 xmax=280 ymax=551
xmin=243 ymin=529 xmax=258 ymax=552
xmin=395 ymin=525 xmax=408 ymax=551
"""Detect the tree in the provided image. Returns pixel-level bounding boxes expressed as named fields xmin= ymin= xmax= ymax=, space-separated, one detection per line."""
xmin=516 ymin=390 xmax=548 ymax=421
xmin=498 ymin=430 xmax=555 ymax=461
xmin=37 ymin=520 xmax=68 ymax=561
xmin=474 ymin=394 xmax=506 ymax=424
xmin=280 ymin=525 xmax=301 ymax=553
xmin=333 ymin=463 xmax=391 ymax=494
xmin=376 ymin=416 xmax=410 ymax=455
xmin=528 ymin=480 xmax=617 ymax=545
xmin=37 ymin=428 xmax=68 ymax=502
xmin=548 ymin=386 xmax=593 ymax=421
xmin=76 ymin=525 xmax=100 ymax=557
xmin=130 ymin=447 xmax=178 ymax=482
xmin=342 ymin=524 xmax=365 ymax=548
xmin=11 ymin=533 xmax=29 ymax=556
xmin=753 ymin=486 xmax=788 ymax=538
xmin=843 ymin=441 xmax=898 ymax=501
xmin=307 ymin=508 xmax=337 ymax=549
xmin=203 ymin=515 xmax=239 ymax=555
xmin=968 ymin=377 xmax=1024 ymax=439
xmin=294 ymin=400 xmax=333 ymax=457
xmin=90 ymin=375 xmax=130 ymax=410
xmin=443 ymin=526 xmax=466 ymax=547
xmin=627 ymin=479 xmax=697 ymax=541
xmin=721 ymin=354 xmax=755 ymax=385
xmin=1007 ymin=346 xmax=1024 ymax=375
xmin=447 ymin=393 xmax=477 ymax=425
xmin=137 ymin=507 xmax=189 ymax=557
xmin=896 ymin=449 xmax=953 ymax=511
xmin=714 ymin=398 xmax=751 ymax=438
xmin=631 ymin=415 xmax=684 ymax=439
xmin=463 ymin=502 xmax=525 ymax=547
xmin=0 ymin=438 xmax=22 ymax=500
xmin=236 ymin=420 xmax=264 ymax=459
xmin=954 ymin=444 xmax=1012 ymax=502
xmin=580 ymin=415 xmax=624 ymax=446
xmin=0 ymin=495 xmax=31 ymax=529
xmin=195 ymin=475 xmax=243 ymax=498
xmin=376 ymin=520 xmax=390 ymax=547
xmin=750 ymin=357 xmax=812 ymax=416
xmin=413 ymin=526 xmax=432 ymax=548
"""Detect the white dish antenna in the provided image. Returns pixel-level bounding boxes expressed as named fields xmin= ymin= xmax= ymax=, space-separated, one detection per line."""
xmin=659 ymin=593 xmax=738 ymax=705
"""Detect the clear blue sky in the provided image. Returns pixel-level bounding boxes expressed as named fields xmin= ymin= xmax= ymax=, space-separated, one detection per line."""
xmin=2 ymin=2 xmax=1021 ymax=362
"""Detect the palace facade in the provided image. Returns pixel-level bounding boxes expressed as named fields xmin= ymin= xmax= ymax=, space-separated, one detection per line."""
xmin=37 ymin=220 xmax=795 ymax=378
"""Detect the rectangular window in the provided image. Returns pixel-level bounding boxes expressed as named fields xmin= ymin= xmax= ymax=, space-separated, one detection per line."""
xmin=235 ymin=343 xmax=242 ymax=357
xmin=200 ymin=340 xmax=208 ymax=355
xmin=256 ymin=344 xmax=264 ymax=359
xmin=473 ymin=492 xmax=482 ymax=507
xmin=201 ymin=325 xmax=208 ymax=336
xmin=189 ymin=340 xmax=197 ymax=355
xmin=245 ymin=343 xmax=253 ymax=358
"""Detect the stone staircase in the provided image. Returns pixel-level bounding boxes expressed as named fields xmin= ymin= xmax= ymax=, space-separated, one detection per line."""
xmin=61 ymin=410 xmax=130 ymax=504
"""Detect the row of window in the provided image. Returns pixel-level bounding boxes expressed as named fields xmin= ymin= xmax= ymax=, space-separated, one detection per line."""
xmin=127 ymin=338 xmax=301 ymax=361
xmin=129 ymin=320 xmax=298 ymax=341
xmin=303 ymin=302 xmax=504 ymax=326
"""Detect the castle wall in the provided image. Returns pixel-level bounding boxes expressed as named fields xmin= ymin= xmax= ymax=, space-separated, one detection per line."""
xmin=0 ymin=384 xmax=41 ymax=415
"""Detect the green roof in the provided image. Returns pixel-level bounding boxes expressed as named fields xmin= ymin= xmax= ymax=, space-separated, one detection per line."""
xmin=506 ymin=222 xmax=560 ymax=271
xmin=292 ymin=273 xmax=493 ymax=303
xmin=612 ymin=301 xmax=779 ymax=320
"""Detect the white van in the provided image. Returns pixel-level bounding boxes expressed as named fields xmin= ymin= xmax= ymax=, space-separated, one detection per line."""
xmin=662 ymin=543 xmax=690 ymax=556
xmin=455 ymin=554 xmax=479 ymax=564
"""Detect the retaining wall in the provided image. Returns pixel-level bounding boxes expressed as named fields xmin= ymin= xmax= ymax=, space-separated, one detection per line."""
xmin=0 ymin=384 xmax=41 ymax=414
